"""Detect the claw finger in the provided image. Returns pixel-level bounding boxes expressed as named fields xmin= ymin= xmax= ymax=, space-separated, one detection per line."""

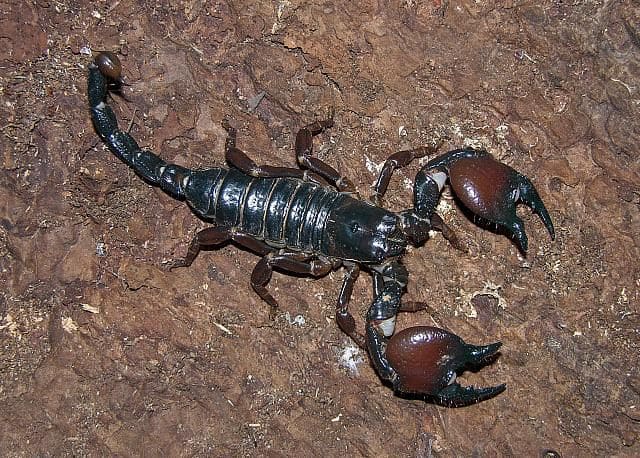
xmin=516 ymin=175 xmax=556 ymax=240
xmin=436 ymin=382 xmax=507 ymax=407
xmin=467 ymin=341 xmax=503 ymax=364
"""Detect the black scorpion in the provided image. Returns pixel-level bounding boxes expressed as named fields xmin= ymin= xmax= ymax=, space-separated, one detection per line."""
xmin=87 ymin=52 xmax=555 ymax=406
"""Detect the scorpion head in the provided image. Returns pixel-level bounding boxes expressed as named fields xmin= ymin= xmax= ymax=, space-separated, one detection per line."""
xmin=323 ymin=198 xmax=406 ymax=263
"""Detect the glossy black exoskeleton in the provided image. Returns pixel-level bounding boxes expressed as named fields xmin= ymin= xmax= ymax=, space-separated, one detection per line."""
xmin=88 ymin=52 xmax=554 ymax=406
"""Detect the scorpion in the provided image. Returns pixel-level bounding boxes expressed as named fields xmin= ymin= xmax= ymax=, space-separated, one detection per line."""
xmin=87 ymin=51 xmax=555 ymax=407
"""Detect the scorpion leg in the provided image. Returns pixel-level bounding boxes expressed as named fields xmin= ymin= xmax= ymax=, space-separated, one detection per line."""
xmin=295 ymin=111 xmax=355 ymax=192
xmin=335 ymin=263 xmax=366 ymax=349
xmin=169 ymin=226 xmax=272 ymax=269
xmin=372 ymin=271 xmax=429 ymax=314
xmin=222 ymin=121 xmax=329 ymax=186
xmin=370 ymin=145 xmax=439 ymax=205
xmin=411 ymin=148 xmax=555 ymax=253
xmin=251 ymin=250 xmax=335 ymax=318
xmin=429 ymin=212 xmax=464 ymax=252
xmin=369 ymin=143 xmax=460 ymax=247
xmin=335 ymin=265 xmax=424 ymax=351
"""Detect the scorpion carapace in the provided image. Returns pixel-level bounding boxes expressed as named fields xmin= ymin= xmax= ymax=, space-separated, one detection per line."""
xmin=87 ymin=52 xmax=554 ymax=407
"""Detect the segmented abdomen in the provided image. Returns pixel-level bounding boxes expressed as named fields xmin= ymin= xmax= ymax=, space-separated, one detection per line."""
xmin=184 ymin=168 xmax=340 ymax=252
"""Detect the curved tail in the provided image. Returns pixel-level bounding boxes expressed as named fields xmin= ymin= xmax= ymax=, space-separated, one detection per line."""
xmin=87 ymin=52 xmax=190 ymax=199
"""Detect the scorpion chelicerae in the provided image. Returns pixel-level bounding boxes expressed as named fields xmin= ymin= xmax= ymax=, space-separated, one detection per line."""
xmin=87 ymin=51 xmax=555 ymax=406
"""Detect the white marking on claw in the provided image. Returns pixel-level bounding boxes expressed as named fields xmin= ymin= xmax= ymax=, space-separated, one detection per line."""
xmin=158 ymin=166 xmax=166 ymax=175
xmin=430 ymin=171 xmax=447 ymax=189
xmin=182 ymin=175 xmax=190 ymax=189
xmin=96 ymin=101 xmax=106 ymax=110
xmin=378 ymin=316 xmax=397 ymax=337
xmin=448 ymin=373 xmax=457 ymax=385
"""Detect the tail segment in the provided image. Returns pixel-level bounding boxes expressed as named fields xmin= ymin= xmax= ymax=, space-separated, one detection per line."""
xmin=87 ymin=55 xmax=189 ymax=199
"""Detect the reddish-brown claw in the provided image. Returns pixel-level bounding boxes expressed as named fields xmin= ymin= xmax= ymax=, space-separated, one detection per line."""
xmin=448 ymin=154 xmax=555 ymax=253
xmin=407 ymin=148 xmax=555 ymax=253
xmin=368 ymin=325 xmax=505 ymax=407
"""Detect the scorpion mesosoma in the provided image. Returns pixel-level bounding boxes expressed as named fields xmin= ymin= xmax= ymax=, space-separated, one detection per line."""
xmin=88 ymin=52 xmax=555 ymax=406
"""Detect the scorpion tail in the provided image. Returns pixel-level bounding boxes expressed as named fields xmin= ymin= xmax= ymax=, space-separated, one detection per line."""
xmin=87 ymin=52 xmax=190 ymax=199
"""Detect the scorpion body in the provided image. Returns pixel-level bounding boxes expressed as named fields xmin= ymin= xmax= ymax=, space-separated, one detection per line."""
xmin=88 ymin=52 xmax=555 ymax=406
